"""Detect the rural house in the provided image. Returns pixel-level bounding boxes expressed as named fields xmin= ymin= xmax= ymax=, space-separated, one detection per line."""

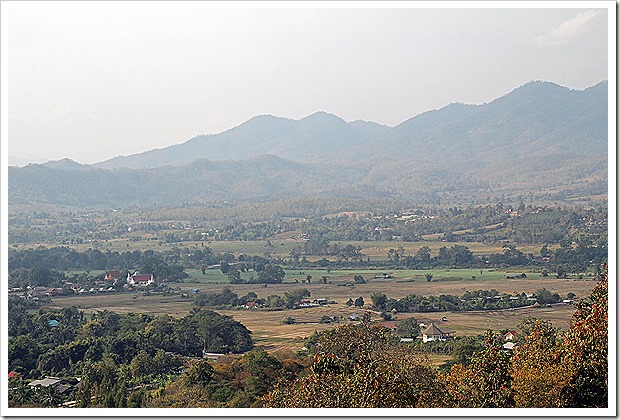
xmin=127 ymin=272 xmax=155 ymax=287
xmin=104 ymin=270 xmax=122 ymax=281
xmin=377 ymin=321 xmax=398 ymax=332
xmin=504 ymin=330 xmax=518 ymax=341
xmin=421 ymin=323 xmax=455 ymax=343
xmin=203 ymin=352 xmax=225 ymax=361
xmin=502 ymin=341 xmax=516 ymax=352
xmin=8 ymin=371 xmax=23 ymax=380
xmin=29 ymin=376 xmax=77 ymax=395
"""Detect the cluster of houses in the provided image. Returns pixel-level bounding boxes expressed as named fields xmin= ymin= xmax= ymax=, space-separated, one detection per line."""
xmin=10 ymin=349 xmax=200 ymax=407
xmin=10 ymin=270 xmax=159 ymax=303
xmin=7 ymin=374 xmax=81 ymax=407
xmin=416 ymin=322 xmax=519 ymax=352
xmin=241 ymin=298 xmax=331 ymax=310
xmin=105 ymin=270 xmax=155 ymax=287
xmin=298 ymin=298 xmax=329 ymax=308
xmin=375 ymin=316 xmax=519 ymax=353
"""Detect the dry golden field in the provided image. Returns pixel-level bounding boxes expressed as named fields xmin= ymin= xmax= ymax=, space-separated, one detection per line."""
xmin=47 ymin=271 xmax=598 ymax=354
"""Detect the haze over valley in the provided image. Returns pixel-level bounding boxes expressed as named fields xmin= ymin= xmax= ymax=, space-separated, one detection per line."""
xmin=9 ymin=80 xmax=608 ymax=208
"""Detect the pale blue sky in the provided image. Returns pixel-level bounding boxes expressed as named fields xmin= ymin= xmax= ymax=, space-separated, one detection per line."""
xmin=3 ymin=2 xmax=611 ymax=164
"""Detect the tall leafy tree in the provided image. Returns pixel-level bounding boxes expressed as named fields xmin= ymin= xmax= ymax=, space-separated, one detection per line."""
xmin=510 ymin=320 xmax=571 ymax=407
xmin=559 ymin=265 xmax=608 ymax=407
xmin=438 ymin=331 xmax=514 ymax=408
xmin=265 ymin=323 xmax=439 ymax=407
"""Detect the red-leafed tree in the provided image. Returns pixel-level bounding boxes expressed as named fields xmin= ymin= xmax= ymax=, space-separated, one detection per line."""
xmin=510 ymin=319 xmax=571 ymax=407
xmin=438 ymin=331 xmax=514 ymax=408
xmin=559 ymin=264 xmax=608 ymax=407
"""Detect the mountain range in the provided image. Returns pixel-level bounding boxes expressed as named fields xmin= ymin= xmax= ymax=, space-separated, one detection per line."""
xmin=9 ymin=80 xmax=608 ymax=208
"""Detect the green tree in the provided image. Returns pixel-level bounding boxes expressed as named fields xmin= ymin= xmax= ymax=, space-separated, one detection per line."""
xmin=353 ymin=274 xmax=366 ymax=284
xmin=395 ymin=317 xmax=420 ymax=339
xmin=8 ymin=377 xmax=34 ymax=407
xmin=227 ymin=268 xmax=242 ymax=284
xmin=535 ymin=288 xmax=560 ymax=304
xmin=220 ymin=261 xmax=230 ymax=275
xmin=130 ymin=350 xmax=154 ymax=378
xmin=183 ymin=359 xmax=215 ymax=387
xmin=451 ymin=336 xmax=484 ymax=366
xmin=235 ymin=347 xmax=285 ymax=405
xmin=283 ymin=289 xmax=310 ymax=309
xmin=256 ymin=264 xmax=285 ymax=284
xmin=555 ymin=265 xmax=568 ymax=279
xmin=415 ymin=246 xmax=432 ymax=268
xmin=370 ymin=292 xmax=388 ymax=310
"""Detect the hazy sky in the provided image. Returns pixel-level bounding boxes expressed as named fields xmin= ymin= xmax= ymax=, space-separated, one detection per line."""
xmin=3 ymin=1 xmax=611 ymax=164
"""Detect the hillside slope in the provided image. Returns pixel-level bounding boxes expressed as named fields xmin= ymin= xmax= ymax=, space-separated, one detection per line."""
xmin=9 ymin=80 xmax=608 ymax=208
xmin=93 ymin=80 xmax=607 ymax=169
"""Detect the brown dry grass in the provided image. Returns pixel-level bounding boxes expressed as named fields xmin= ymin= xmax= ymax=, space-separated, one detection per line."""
xmin=47 ymin=276 xmax=596 ymax=353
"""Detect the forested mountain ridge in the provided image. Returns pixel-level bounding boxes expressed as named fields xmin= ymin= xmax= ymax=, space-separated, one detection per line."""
xmin=8 ymin=80 xmax=608 ymax=208
xmin=91 ymin=80 xmax=607 ymax=169
xmin=93 ymin=111 xmax=382 ymax=169
xmin=359 ymin=80 xmax=607 ymax=166
xmin=9 ymin=155 xmax=384 ymax=207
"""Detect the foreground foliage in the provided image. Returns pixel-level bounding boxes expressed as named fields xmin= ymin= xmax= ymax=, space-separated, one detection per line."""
xmin=9 ymin=267 xmax=607 ymax=409
xmin=265 ymin=267 xmax=608 ymax=408
xmin=264 ymin=324 xmax=440 ymax=408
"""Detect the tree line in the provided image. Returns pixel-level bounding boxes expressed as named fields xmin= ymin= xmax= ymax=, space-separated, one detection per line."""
xmin=8 ymin=238 xmax=606 ymax=292
xmin=369 ymin=287 xmax=563 ymax=315
xmin=9 ymin=201 xmax=607 ymax=247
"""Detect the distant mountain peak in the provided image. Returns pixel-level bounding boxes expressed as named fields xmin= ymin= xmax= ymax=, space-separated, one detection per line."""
xmin=507 ymin=80 xmax=569 ymax=96
xmin=41 ymin=158 xmax=89 ymax=170
xmin=248 ymin=114 xmax=292 ymax=122
xmin=301 ymin=111 xmax=347 ymax=123
xmin=305 ymin=110 xmax=335 ymax=117
xmin=91 ymin=79 xmax=606 ymax=171
xmin=350 ymin=119 xmax=390 ymax=128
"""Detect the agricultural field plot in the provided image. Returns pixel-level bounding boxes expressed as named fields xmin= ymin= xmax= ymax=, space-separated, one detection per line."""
xmin=217 ymin=305 xmax=369 ymax=352
xmin=47 ymin=293 xmax=196 ymax=318
xmin=202 ymin=240 xmax=296 ymax=256
xmin=177 ymin=268 xmax=596 ymax=302
xmin=9 ymin=238 xmax=542 ymax=260
xmin=184 ymin=268 xmax=229 ymax=283
xmin=46 ymin=271 xmax=598 ymax=353
xmin=404 ymin=304 xmax=578 ymax=337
